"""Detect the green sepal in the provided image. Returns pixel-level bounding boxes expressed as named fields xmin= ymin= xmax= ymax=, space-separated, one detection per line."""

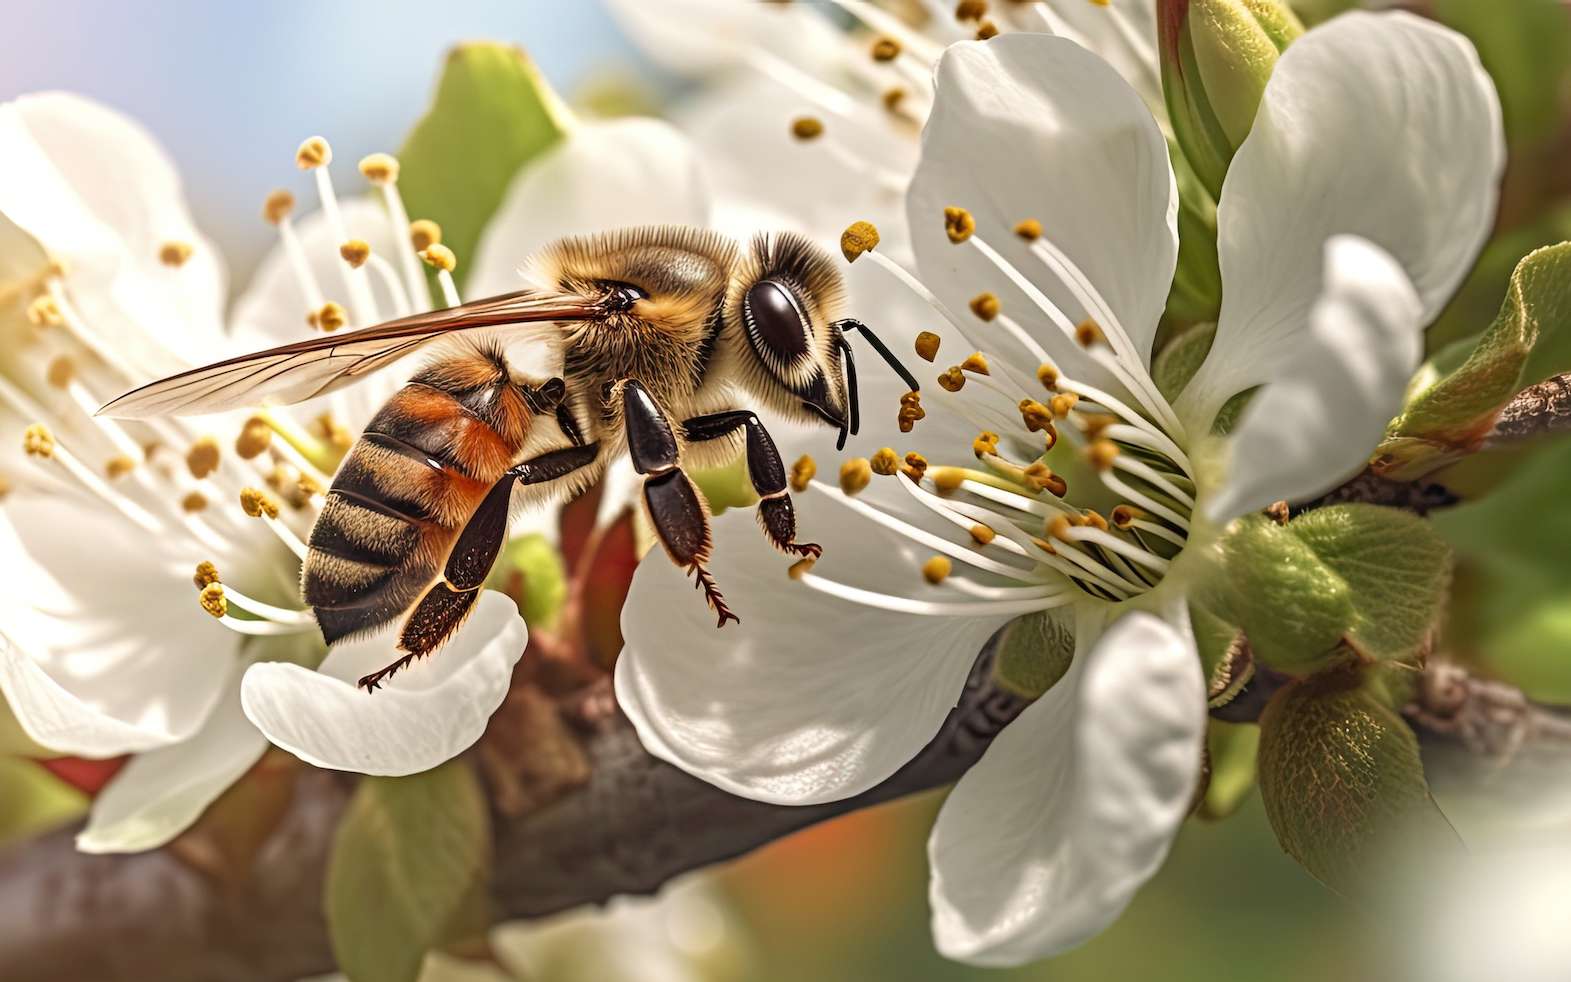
xmin=1166 ymin=144 xmax=1223 ymax=324
xmin=1188 ymin=598 xmax=1251 ymax=708
xmin=1198 ymin=720 xmax=1259 ymax=821
xmin=992 ymin=607 xmax=1075 ymax=700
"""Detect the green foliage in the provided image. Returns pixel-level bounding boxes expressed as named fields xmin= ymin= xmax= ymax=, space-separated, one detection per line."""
xmin=0 ymin=758 xmax=86 ymax=847
xmin=992 ymin=608 xmax=1075 ymax=699
xmin=1433 ymin=0 xmax=1571 ymax=145
xmin=1257 ymin=675 xmax=1458 ymax=896
xmin=692 ymin=455 xmax=759 ymax=516
xmin=485 ymin=532 xmax=568 ymax=630
xmin=325 ymin=762 xmax=492 ymax=982
xmin=1166 ymin=148 xmax=1223 ymax=324
xmin=1199 ymin=721 xmax=1259 ymax=821
xmin=1152 ymin=322 xmax=1216 ymax=402
xmin=398 ymin=42 xmax=571 ymax=289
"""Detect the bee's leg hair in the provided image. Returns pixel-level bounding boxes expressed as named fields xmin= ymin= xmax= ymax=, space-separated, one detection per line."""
xmin=683 ymin=410 xmax=820 ymax=560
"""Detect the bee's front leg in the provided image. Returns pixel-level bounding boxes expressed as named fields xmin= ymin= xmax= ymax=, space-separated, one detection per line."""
xmin=682 ymin=410 xmax=821 ymax=560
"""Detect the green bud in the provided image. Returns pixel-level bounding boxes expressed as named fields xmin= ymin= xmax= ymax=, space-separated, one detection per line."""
xmin=1160 ymin=0 xmax=1304 ymax=198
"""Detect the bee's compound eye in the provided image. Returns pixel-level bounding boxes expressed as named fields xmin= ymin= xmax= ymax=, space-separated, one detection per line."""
xmin=743 ymin=279 xmax=811 ymax=365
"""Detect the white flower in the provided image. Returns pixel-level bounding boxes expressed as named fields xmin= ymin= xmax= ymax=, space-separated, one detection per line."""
xmin=0 ymin=94 xmax=706 ymax=849
xmin=616 ymin=11 xmax=1502 ymax=965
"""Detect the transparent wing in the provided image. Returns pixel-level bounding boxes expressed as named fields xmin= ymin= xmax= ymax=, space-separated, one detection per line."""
xmin=99 ymin=290 xmax=604 ymax=418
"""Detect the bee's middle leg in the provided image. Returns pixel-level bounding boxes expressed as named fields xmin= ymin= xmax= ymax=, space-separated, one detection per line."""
xmin=682 ymin=410 xmax=821 ymax=560
xmin=621 ymin=379 xmax=738 ymax=627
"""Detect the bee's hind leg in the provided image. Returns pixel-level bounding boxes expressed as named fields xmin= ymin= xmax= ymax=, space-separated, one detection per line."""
xmin=682 ymin=410 xmax=821 ymax=560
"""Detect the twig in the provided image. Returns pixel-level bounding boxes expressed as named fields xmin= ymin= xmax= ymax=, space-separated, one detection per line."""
xmin=1478 ymin=373 xmax=1571 ymax=452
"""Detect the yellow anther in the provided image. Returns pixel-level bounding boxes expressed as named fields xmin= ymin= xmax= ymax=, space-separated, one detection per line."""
xmin=969 ymin=524 xmax=996 ymax=546
xmin=185 ymin=437 xmax=220 ymax=478
xmin=420 ymin=244 xmax=457 ymax=273
xmin=922 ymin=555 xmax=953 ymax=585
xmin=298 ymin=472 xmax=324 ymax=497
xmin=26 ymin=295 xmax=62 ymax=327
xmin=313 ymin=411 xmax=354 ymax=450
xmin=45 ymin=355 xmax=75 ymax=389
xmin=882 ymin=87 xmax=907 ymax=113
xmin=1089 ymin=0 xmax=1110 ymax=6
xmin=1047 ymin=514 xmax=1074 ymax=542
xmin=788 ymin=555 xmax=817 ymax=581
xmin=182 ymin=491 xmax=209 ymax=513
xmin=159 ymin=241 xmax=194 ymax=267
xmin=1075 ymin=319 xmax=1105 ymax=347
xmin=295 ymin=136 xmax=332 ymax=169
xmin=105 ymin=455 xmax=136 ymax=479
xmin=1036 ymin=363 xmax=1060 ymax=389
xmin=943 ymin=206 xmax=976 ymax=244
xmin=1110 ymin=505 xmax=1144 ymax=529
xmin=955 ymin=0 xmax=988 ymax=20
xmin=790 ymin=116 xmax=824 ymax=141
xmin=931 ymin=467 xmax=966 ymax=494
xmin=1022 ymin=460 xmax=1054 ymax=490
xmin=1014 ymin=218 xmax=1043 ymax=241
xmin=789 ymin=454 xmax=816 ymax=493
xmin=976 ymin=19 xmax=999 ymax=39
xmin=339 ymin=239 xmax=371 ymax=269
xmin=972 ymin=430 xmax=1000 ymax=457
xmin=262 ymin=189 xmax=295 ymax=225
xmin=22 ymin=423 xmax=54 ymax=458
xmin=839 ymin=220 xmax=880 ymax=263
xmin=969 ymin=292 xmax=999 ymax=321
xmin=235 ymin=416 xmax=273 ymax=459
xmin=314 ymin=301 xmax=347 ymax=333
xmin=871 ymin=447 xmax=900 ymax=476
xmin=915 ymin=331 xmax=941 ymax=362
xmin=199 ymin=583 xmax=228 ymax=619
xmin=1087 ymin=439 xmax=1120 ymax=472
xmin=839 ymin=457 xmax=872 ymax=496
xmin=193 ymin=560 xmax=221 ymax=589
xmin=961 ymin=352 xmax=990 ymax=376
xmin=1050 ymin=392 xmax=1079 ymax=417
xmin=409 ymin=219 xmax=443 ymax=251
xmin=1019 ymin=399 xmax=1054 ymax=433
xmin=239 ymin=486 xmax=280 ymax=519
xmin=871 ymin=36 xmax=902 ymax=61
xmin=1031 ymin=536 xmax=1059 ymax=556
xmin=902 ymin=451 xmax=929 ymax=481
xmin=938 ymin=367 xmax=966 ymax=392
xmin=1080 ymin=413 xmax=1117 ymax=439
xmin=1083 ymin=509 xmax=1110 ymax=532
xmin=358 ymin=152 xmax=400 ymax=184
xmin=0 ymin=473 xmax=10 ymax=500
xmin=898 ymin=392 xmax=926 ymax=433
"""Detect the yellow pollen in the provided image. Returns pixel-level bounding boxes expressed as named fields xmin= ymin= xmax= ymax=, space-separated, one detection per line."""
xmin=22 ymin=423 xmax=54 ymax=458
xmin=186 ymin=436 xmax=221 ymax=478
xmin=976 ymin=19 xmax=999 ymax=39
xmin=1111 ymin=505 xmax=1144 ymax=529
xmin=0 ymin=473 xmax=9 ymax=500
xmin=339 ymin=239 xmax=371 ymax=269
xmin=943 ymin=206 xmax=976 ymax=244
xmin=199 ymin=583 xmax=228 ymax=619
xmin=1014 ymin=218 xmax=1043 ymax=241
xmin=45 ymin=355 xmax=75 ymax=389
xmin=915 ymin=331 xmax=941 ymax=362
xmin=1036 ymin=363 xmax=1060 ymax=389
xmin=193 ymin=561 xmax=221 ymax=589
xmin=315 ymin=301 xmax=347 ymax=333
xmin=105 ymin=455 xmax=136 ymax=479
xmin=839 ymin=457 xmax=872 ymax=496
xmin=955 ymin=0 xmax=988 ymax=20
xmin=972 ymin=430 xmax=1000 ymax=457
xmin=1050 ymin=392 xmax=1079 ymax=417
xmin=1022 ymin=460 xmax=1054 ymax=490
xmin=788 ymin=555 xmax=817 ymax=581
xmin=159 ymin=241 xmax=194 ymax=267
xmin=1087 ymin=439 xmax=1120 ymax=471
xmin=314 ymin=412 xmax=354 ymax=450
xmin=871 ymin=36 xmax=902 ymax=61
xmin=182 ymin=491 xmax=209 ymax=513
xmin=1081 ymin=413 xmax=1117 ymax=439
xmin=298 ymin=472 xmax=324 ymax=498
xmin=1075 ymin=319 xmax=1105 ymax=347
xmin=969 ymin=524 xmax=996 ymax=546
xmin=789 ymin=454 xmax=816 ymax=492
xmin=239 ymin=486 xmax=280 ymax=519
xmin=236 ymin=416 xmax=273 ymax=459
xmin=839 ymin=221 xmax=880 ymax=262
xmin=1089 ymin=0 xmax=1110 ymax=5
xmin=420 ymin=244 xmax=457 ymax=273
xmin=790 ymin=116 xmax=824 ymax=141
xmin=969 ymin=292 xmax=1000 ymax=321
xmin=922 ymin=555 xmax=953 ymax=585
xmin=295 ymin=136 xmax=332 ymax=169
xmin=1083 ymin=509 xmax=1110 ymax=532
xmin=902 ymin=451 xmax=929 ymax=481
xmin=26 ymin=295 xmax=62 ymax=327
xmin=1032 ymin=536 xmax=1059 ymax=556
xmin=882 ymin=87 xmax=907 ymax=112
xmin=358 ymin=152 xmax=400 ymax=184
xmin=961 ymin=352 xmax=990 ymax=376
xmin=870 ymin=447 xmax=900 ymax=476
xmin=1019 ymin=399 xmax=1053 ymax=433
xmin=262 ymin=189 xmax=295 ymax=225
xmin=931 ymin=467 xmax=966 ymax=494
xmin=898 ymin=390 xmax=926 ymax=433
xmin=938 ymin=366 xmax=966 ymax=392
xmin=1047 ymin=514 xmax=1074 ymax=542
xmin=409 ymin=219 xmax=442 ymax=252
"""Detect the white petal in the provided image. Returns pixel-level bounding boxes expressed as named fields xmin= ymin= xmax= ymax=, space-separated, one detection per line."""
xmin=1205 ymin=236 xmax=1422 ymax=523
xmin=239 ymin=592 xmax=525 ymax=776
xmin=0 ymin=494 xmax=237 ymax=757
xmin=907 ymin=35 xmax=1176 ymax=384
xmin=1179 ymin=11 xmax=1503 ymax=425
xmin=1034 ymin=0 xmax=1163 ymax=118
xmin=616 ymin=499 xmax=1014 ymax=806
xmin=76 ymin=664 xmax=267 ymax=854
xmin=929 ymin=607 xmax=1205 ymax=965
xmin=603 ymin=0 xmax=845 ymax=77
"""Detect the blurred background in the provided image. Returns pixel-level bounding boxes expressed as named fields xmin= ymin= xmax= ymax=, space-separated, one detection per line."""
xmin=2 ymin=1 xmax=1568 ymax=980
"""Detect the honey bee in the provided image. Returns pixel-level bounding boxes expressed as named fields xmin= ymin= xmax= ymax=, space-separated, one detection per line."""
xmin=103 ymin=226 xmax=918 ymax=690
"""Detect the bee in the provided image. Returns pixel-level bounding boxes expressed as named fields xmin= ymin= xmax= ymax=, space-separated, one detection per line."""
xmin=103 ymin=226 xmax=919 ymax=690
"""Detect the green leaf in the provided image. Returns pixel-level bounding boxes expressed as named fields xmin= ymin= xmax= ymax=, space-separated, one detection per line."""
xmin=326 ymin=762 xmax=493 ymax=982
xmin=398 ymin=43 xmax=571 ymax=289
xmin=992 ymin=607 xmax=1075 ymax=699
xmin=1258 ymin=674 xmax=1459 ymax=896
xmin=1376 ymin=243 xmax=1571 ymax=479
xmin=1198 ymin=720 xmax=1258 ymax=821
xmin=1433 ymin=0 xmax=1571 ymax=145
xmin=1287 ymin=504 xmax=1451 ymax=664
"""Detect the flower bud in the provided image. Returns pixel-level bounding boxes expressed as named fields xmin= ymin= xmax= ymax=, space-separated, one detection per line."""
xmin=1159 ymin=0 xmax=1303 ymax=197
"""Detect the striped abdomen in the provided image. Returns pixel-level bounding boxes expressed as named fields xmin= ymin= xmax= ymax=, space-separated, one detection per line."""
xmin=302 ymin=350 xmax=536 ymax=646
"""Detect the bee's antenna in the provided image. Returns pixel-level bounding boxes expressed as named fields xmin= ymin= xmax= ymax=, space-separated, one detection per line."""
xmin=836 ymin=332 xmax=860 ymax=439
xmin=835 ymin=319 xmax=921 ymax=394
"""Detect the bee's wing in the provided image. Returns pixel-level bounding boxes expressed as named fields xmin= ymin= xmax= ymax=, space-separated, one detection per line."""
xmin=99 ymin=290 xmax=604 ymax=418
